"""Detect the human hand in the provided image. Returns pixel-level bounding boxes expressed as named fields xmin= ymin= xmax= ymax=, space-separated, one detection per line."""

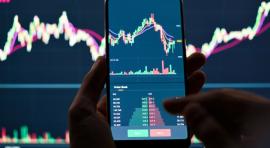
xmin=164 ymin=89 xmax=270 ymax=148
xmin=68 ymin=52 xmax=206 ymax=148
xmin=68 ymin=57 xmax=115 ymax=148
xmin=97 ymin=52 xmax=207 ymax=118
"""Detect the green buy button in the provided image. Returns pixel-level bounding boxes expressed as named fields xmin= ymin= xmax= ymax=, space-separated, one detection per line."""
xmin=128 ymin=129 xmax=149 ymax=138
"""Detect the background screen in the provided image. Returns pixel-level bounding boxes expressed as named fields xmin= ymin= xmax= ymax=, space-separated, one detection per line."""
xmin=108 ymin=0 xmax=187 ymax=141
xmin=0 ymin=0 xmax=103 ymax=147
xmin=1 ymin=0 xmax=270 ymax=147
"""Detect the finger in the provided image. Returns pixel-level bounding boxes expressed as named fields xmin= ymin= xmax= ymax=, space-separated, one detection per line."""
xmin=164 ymin=90 xmax=240 ymax=115
xmin=186 ymin=53 xmax=206 ymax=75
xmin=187 ymin=70 xmax=206 ymax=95
xmin=97 ymin=95 xmax=108 ymax=118
xmin=80 ymin=56 xmax=107 ymax=97
xmin=72 ymin=57 xmax=107 ymax=110
xmin=183 ymin=103 xmax=236 ymax=148
xmin=164 ymin=90 xmax=246 ymax=136
xmin=163 ymin=96 xmax=191 ymax=114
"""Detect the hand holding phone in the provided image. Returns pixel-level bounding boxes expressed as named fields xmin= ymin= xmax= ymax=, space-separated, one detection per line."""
xmin=68 ymin=52 xmax=205 ymax=148
xmin=68 ymin=1 xmax=207 ymax=147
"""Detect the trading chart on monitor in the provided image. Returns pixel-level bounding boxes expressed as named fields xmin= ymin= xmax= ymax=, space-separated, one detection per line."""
xmin=186 ymin=0 xmax=270 ymax=99
xmin=1 ymin=0 xmax=270 ymax=147
xmin=0 ymin=0 xmax=104 ymax=147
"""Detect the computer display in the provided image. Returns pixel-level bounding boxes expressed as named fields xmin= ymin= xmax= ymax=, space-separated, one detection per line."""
xmin=1 ymin=0 xmax=270 ymax=147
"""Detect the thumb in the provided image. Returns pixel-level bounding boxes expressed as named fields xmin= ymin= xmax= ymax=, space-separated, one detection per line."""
xmin=69 ymin=56 xmax=107 ymax=121
xmin=77 ymin=56 xmax=107 ymax=109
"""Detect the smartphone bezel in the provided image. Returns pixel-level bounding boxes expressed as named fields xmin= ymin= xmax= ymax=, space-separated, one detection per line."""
xmin=105 ymin=0 xmax=190 ymax=147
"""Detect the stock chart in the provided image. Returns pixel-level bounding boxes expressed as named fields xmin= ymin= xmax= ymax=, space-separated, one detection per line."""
xmin=0 ymin=0 xmax=270 ymax=147
xmin=186 ymin=1 xmax=270 ymax=88
xmin=0 ymin=0 xmax=103 ymax=147
xmin=108 ymin=0 xmax=187 ymax=140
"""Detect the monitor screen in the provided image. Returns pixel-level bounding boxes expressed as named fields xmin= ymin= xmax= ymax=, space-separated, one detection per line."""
xmin=0 ymin=0 xmax=103 ymax=147
xmin=1 ymin=0 xmax=270 ymax=147
xmin=185 ymin=1 xmax=270 ymax=97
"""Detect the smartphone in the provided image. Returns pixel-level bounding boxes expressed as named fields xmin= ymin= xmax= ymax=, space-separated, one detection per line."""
xmin=106 ymin=0 xmax=189 ymax=147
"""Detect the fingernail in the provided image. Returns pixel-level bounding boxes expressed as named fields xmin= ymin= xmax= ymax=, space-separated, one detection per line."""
xmin=90 ymin=56 xmax=104 ymax=72
xmin=96 ymin=56 xmax=103 ymax=62
xmin=96 ymin=56 xmax=107 ymax=65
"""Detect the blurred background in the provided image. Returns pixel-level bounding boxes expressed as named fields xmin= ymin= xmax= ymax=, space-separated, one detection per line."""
xmin=0 ymin=0 xmax=269 ymax=147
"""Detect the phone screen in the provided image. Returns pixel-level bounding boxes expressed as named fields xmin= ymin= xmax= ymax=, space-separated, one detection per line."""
xmin=107 ymin=0 xmax=187 ymax=141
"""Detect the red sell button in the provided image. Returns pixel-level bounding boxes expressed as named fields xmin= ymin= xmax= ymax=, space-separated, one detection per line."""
xmin=150 ymin=129 xmax=171 ymax=137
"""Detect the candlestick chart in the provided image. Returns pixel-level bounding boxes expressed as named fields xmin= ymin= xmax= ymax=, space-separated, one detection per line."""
xmin=1 ymin=0 xmax=270 ymax=147
xmin=1 ymin=1 xmax=270 ymax=62
xmin=186 ymin=1 xmax=270 ymax=58
xmin=109 ymin=14 xmax=176 ymax=55
xmin=0 ymin=0 xmax=104 ymax=147
xmin=0 ymin=11 xmax=104 ymax=62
